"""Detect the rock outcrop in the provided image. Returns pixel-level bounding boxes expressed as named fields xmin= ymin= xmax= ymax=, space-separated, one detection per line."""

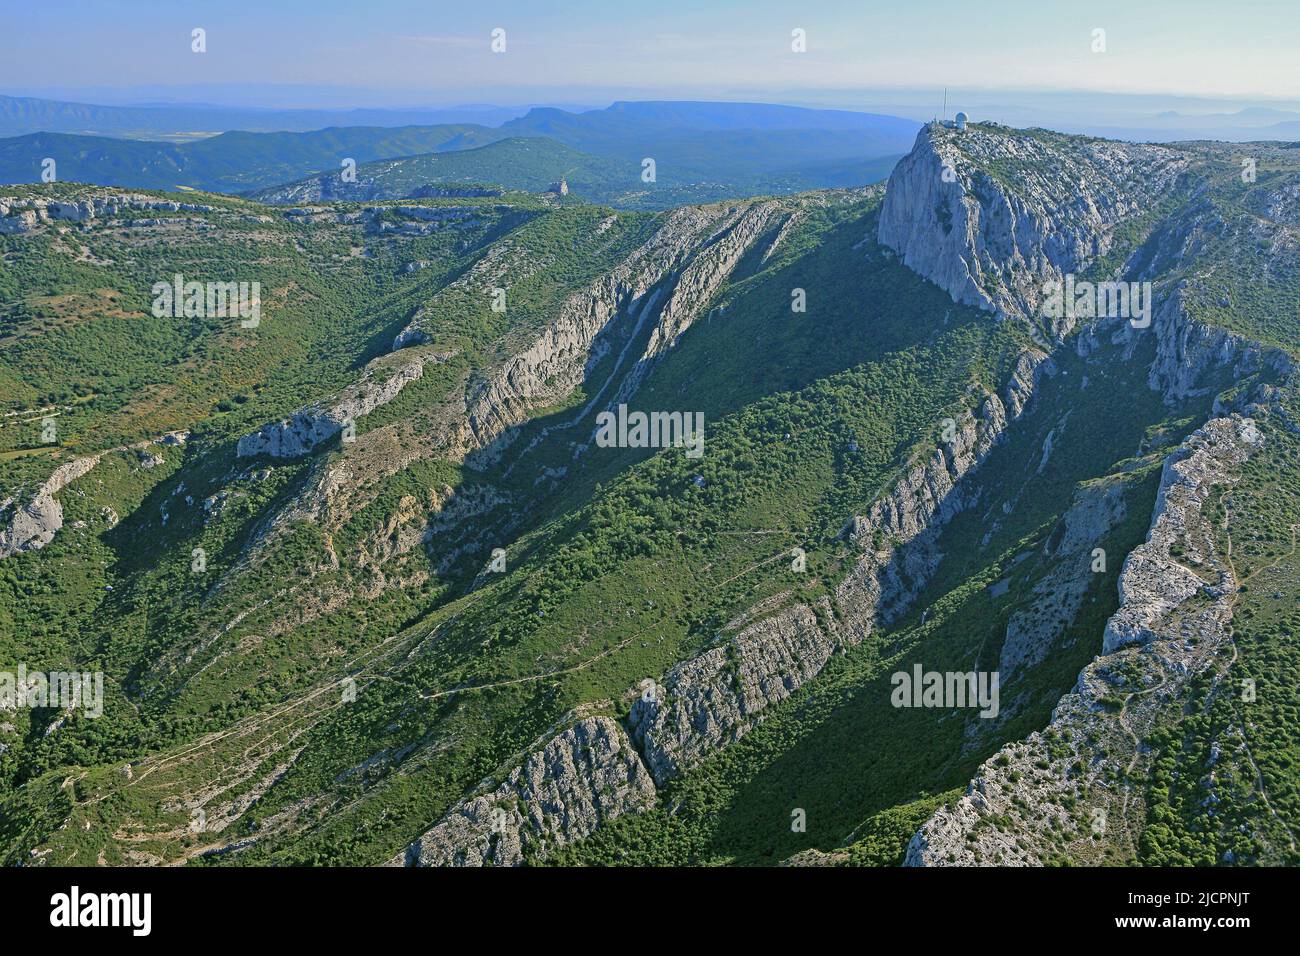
xmin=396 ymin=716 xmax=655 ymax=866
xmin=426 ymin=201 xmax=789 ymax=462
xmin=905 ymin=416 xmax=1261 ymax=866
xmin=0 ymin=454 xmax=102 ymax=559
xmin=236 ymin=351 xmax=443 ymax=459
xmin=622 ymin=348 xmax=1054 ymax=793
xmin=395 ymin=342 xmax=1057 ymax=864
xmin=1102 ymin=416 xmax=1261 ymax=653
xmin=835 ymin=350 xmax=1054 ymax=643
xmin=1145 ymin=284 xmax=1296 ymax=402
xmin=265 ymin=199 xmax=793 ymax=536
xmin=628 ymin=602 xmax=838 ymax=786
xmin=997 ymin=477 xmax=1130 ymax=678
xmin=0 ymin=194 xmax=214 ymax=233
xmin=877 ymin=123 xmax=1187 ymax=333
xmin=609 ymin=200 xmax=787 ymax=403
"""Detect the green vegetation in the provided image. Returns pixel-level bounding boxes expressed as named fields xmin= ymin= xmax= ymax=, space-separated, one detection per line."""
xmin=1139 ymin=420 xmax=1300 ymax=865
xmin=3 ymin=119 xmax=1298 ymax=869
xmin=0 ymin=126 xmax=507 ymax=193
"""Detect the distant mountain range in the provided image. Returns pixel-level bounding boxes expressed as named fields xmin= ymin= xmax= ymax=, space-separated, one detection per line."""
xmin=0 ymin=93 xmax=529 ymax=140
xmin=249 ymin=135 xmax=902 ymax=209
xmin=0 ymin=126 xmax=504 ymax=194
xmin=0 ymin=100 xmax=920 ymax=205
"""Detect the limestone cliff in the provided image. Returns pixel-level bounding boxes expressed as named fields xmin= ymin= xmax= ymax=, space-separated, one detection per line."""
xmin=628 ymin=601 xmax=839 ymax=786
xmin=834 ymin=350 xmax=1054 ymax=642
xmin=877 ymin=123 xmax=1186 ymax=333
xmin=0 ymin=194 xmax=214 ymax=233
xmin=236 ymin=350 xmax=445 ymax=459
xmin=0 ymin=454 xmax=102 ymax=559
xmin=396 ymin=346 xmax=1055 ymax=864
xmin=997 ymin=477 xmax=1130 ymax=679
xmin=394 ymin=716 xmax=655 ymax=866
xmin=905 ymin=416 xmax=1262 ymax=865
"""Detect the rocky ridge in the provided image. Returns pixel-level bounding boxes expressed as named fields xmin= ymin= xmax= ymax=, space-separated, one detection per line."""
xmin=244 ymin=200 xmax=796 ymax=537
xmin=0 ymin=194 xmax=215 ymax=233
xmin=0 ymin=454 xmax=103 ymax=559
xmin=236 ymin=350 xmax=446 ymax=459
xmin=393 ymin=716 xmax=655 ymax=866
xmin=834 ymin=351 xmax=1054 ymax=643
xmin=0 ymin=430 xmax=189 ymax=560
xmin=394 ymin=347 xmax=1054 ymax=865
xmin=877 ymin=123 xmax=1188 ymax=334
xmin=904 ymin=415 xmax=1262 ymax=865
xmin=996 ymin=477 xmax=1130 ymax=679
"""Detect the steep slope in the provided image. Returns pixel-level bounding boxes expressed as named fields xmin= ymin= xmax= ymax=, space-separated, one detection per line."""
xmin=547 ymin=124 xmax=1299 ymax=867
xmin=877 ymin=123 xmax=1300 ymax=866
xmin=3 ymin=121 xmax=1297 ymax=871
xmin=905 ymin=414 xmax=1297 ymax=866
xmin=2 ymin=175 xmax=1044 ymax=865
xmin=878 ymin=123 xmax=1189 ymax=334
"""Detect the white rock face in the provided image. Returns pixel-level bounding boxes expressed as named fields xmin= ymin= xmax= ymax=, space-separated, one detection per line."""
xmin=242 ymin=200 xmax=802 ymax=549
xmin=0 ymin=194 xmax=215 ymax=234
xmin=624 ymin=349 xmax=1054 ymax=792
xmin=997 ymin=478 xmax=1129 ymax=678
xmin=395 ymin=716 xmax=656 ymax=866
xmin=1145 ymin=285 xmax=1296 ymax=402
xmin=877 ymin=124 xmax=1187 ymax=333
xmin=610 ymin=200 xmax=787 ymax=403
xmin=392 ymin=341 xmax=1056 ymax=864
xmin=905 ymin=416 xmax=1262 ymax=866
xmin=0 ymin=454 xmax=102 ymax=559
xmin=1102 ymin=416 xmax=1261 ymax=653
xmin=449 ymin=201 xmax=790 ymax=460
xmin=628 ymin=602 xmax=838 ymax=786
xmin=835 ymin=350 xmax=1054 ymax=643
xmin=236 ymin=353 xmax=437 ymax=458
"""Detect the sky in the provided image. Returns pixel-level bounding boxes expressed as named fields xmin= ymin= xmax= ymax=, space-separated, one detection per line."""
xmin=5 ymin=0 xmax=1300 ymax=108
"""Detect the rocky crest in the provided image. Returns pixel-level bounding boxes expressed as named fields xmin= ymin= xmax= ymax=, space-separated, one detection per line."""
xmin=628 ymin=601 xmax=838 ymax=786
xmin=256 ymin=200 xmax=795 ymax=537
xmin=236 ymin=350 xmax=444 ymax=459
xmin=395 ymin=716 xmax=655 ymax=866
xmin=0 ymin=194 xmax=214 ymax=233
xmin=0 ymin=454 xmax=102 ymax=559
xmin=610 ymin=200 xmax=787 ymax=403
xmin=447 ymin=201 xmax=790 ymax=461
xmin=835 ymin=350 xmax=1054 ymax=642
xmin=997 ymin=477 xmax=1130 ymax=678
xmin=1102 ymin=416 xmax=1261 ymax=653
xmin=1146 ymin=285 xmax=1296 ymax=402
xmin=877 ymin=123 xmax=1187 ymax=333
xmin=396 ymin=347 xmax=1055 ymax=864
xmin=905 ymin=416 xmax=1261 ymax=865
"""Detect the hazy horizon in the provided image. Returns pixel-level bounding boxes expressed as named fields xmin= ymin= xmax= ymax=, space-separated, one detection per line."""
xmin=8 ymin=0 xmax=1299 ymax=108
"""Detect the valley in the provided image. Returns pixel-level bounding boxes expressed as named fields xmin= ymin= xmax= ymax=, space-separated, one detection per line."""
xmin=1 ymin=117 xmax=1297 ymax=871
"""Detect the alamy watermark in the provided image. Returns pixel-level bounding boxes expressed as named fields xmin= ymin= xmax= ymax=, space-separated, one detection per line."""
xmin=891 ymin=663 xmax=999 ymax=718
xmin=50 ymin=886 xmax=150 ymax=936
xmin=1 ymin=665 xmax=104 ymax=718
xmin=594 ymin=403 xmax=704 ymax=458
xmin=1042 ymin=274 xmax=1151 ymax=328
xmin=152 ymin=273 xmax=261 ymax=328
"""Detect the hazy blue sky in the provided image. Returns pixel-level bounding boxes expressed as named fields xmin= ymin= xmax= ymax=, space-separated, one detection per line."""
xmin=6 ymin=0 xmax=1299 ymax=106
